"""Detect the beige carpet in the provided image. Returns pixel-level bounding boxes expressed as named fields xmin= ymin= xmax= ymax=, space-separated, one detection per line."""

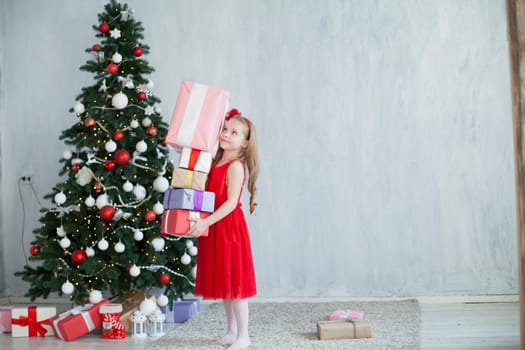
xmin=147 ymin=299 xmax=420 ymax=350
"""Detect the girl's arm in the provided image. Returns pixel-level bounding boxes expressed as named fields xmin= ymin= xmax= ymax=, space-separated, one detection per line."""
xmin=186 ymin=160 xmax=245 ymax=237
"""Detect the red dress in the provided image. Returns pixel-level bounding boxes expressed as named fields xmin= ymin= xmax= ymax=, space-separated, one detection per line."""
xmin=194 ymin=160 xmax=257 ymax=300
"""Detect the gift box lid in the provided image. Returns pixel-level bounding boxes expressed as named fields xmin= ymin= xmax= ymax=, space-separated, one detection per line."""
xmin=99 ymin=303 xmax=123 ymax=314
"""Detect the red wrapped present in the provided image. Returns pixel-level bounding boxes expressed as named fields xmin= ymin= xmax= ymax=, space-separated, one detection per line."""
xmin=163 ymin=188 xmax=215 ymax=213
xmin=166 ymin=81 xmax=229 ymax=154
xmin=178 ymin=147 xmax=212 ymax=174
xmin=50 ymin=300 xmax=109 ymax=341
xmin=161 ymin=209 xmax=210 ymax=237
xmin=11 ymin=305 xmax=56 ymax=337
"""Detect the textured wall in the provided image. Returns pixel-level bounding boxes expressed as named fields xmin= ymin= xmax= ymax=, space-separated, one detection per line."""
xmin=0 ymin=0 xmax=516 ymax=298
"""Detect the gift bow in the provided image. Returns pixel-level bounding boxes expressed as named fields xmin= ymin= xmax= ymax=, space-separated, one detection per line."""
xmin=12 ymin=306 xmax=51 ymax=336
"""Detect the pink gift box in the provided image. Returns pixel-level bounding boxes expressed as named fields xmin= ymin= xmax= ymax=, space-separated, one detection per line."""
xmin=11 ymin=305 xmax=56 ymax=337
xmin=328 ymin=309 xmax=365 ymax=321
xmin=50 ymin=300 xmax=109 ymax=341
xmin=0 ymin=305 xmax=17 ymax=333
xmin=167 ymin=81 xmax=229 ymax=154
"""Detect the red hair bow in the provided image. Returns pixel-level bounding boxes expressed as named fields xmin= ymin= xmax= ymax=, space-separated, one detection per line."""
xmin=225 ymin=108 xmax=241 ymax=120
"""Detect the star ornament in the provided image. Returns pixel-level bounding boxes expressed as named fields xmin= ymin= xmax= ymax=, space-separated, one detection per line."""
xmin=110 ymin=28 xmax=122 ymax=39
xmin=144 ymin=106 xmax=154 ymax=116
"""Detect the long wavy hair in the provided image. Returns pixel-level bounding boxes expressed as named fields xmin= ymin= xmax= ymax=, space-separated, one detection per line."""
xmin=213 ymin=114 xmax=260 ymax=214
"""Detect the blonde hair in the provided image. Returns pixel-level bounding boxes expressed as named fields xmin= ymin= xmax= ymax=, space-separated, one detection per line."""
xmin=214 ymin=114 xmax=260 ymax=214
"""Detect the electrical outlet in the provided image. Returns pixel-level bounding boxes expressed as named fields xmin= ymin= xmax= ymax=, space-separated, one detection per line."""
xmin=20 ymin=175 xmax=33 ymax=184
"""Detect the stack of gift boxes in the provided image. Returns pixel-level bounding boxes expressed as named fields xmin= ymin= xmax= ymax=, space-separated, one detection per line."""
xmin=161 ymin=80 xmax=229 ymax=238
xmin=159 ymin=81 xmax=228 ymax=323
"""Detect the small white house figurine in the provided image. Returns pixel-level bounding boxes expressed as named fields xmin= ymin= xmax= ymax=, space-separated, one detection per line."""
xmin=130 ymin=310 xmax=147 ymax=337
xmin=147 ymin=309 xmax=165 ymax=337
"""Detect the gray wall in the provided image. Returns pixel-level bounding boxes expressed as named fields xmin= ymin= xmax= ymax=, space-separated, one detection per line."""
xmin=0 ymin=0 xmax=517 ymax=299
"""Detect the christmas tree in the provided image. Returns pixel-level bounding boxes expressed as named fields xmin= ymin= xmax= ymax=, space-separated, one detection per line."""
xmin=15 ymin=0 xmax=196 ymax=306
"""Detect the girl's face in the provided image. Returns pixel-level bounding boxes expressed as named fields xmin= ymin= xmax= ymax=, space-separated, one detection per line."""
xmin=219 ymin=118 xmax=249 ymax=152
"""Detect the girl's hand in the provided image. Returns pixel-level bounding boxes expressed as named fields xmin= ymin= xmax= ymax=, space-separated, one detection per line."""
xmin=186 ymin=217 xmax=209 ymax=237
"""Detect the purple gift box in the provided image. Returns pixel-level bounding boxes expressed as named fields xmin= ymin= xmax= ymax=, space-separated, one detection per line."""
xmin=161 ymin=299 xmax=200 ymax=323
xmin=163 ymin=189 xmax=215 ymax=213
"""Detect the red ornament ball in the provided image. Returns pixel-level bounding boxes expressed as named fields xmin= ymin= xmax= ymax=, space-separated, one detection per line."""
xmin=99 ymin=22 xmax=110 ymax=33
xmin=144 ymin=210 xmax=156 ymax=222
xmin=72 ymin=163 xmax=81 ymax=171
xmin=100 ymin=205 xmax=116 ymax=222
xmin=71 ymin=249 xmax=87 ymax=264
xmin=84 ymin=117 xmax=96 ymax=128
xmin=146 ymin=126 xmax=158 ymax=137
xmin=137 ymin=91 xmax=147 ymax=101
xmin=29 ymin=245 xmax=40 ymax=256
xmin=105 ymin=160 xmax=116 ymax=171
xmin=132 ymin=47 xmax=143 ymax=57
xmin=158 ymin=273 xmax=170 ymax=285
xmin=114 ymin=149 xmax=131 ymax=166
xmin=91 ymin=44 xmax=101 ymax=52
xmin=113 ymin=130 xmax=124 ymax=142
xmin=107 ymin=63 xmax=119 ymax=75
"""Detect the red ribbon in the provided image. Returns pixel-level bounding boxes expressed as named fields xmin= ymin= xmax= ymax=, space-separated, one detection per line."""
xmin=12 ymin=306 xmax=51 ymax=336
xmin=187 ymin=148 xmax=200 ymax=170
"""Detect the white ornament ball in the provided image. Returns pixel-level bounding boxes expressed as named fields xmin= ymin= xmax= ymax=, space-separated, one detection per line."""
xmin=97 ymin=238 xmax=109 ymax=251
xmin=105 ymin=140 xmax=117 ymax=153
xmin=59 ymin=236 xmax=71 ymax=248
xmin=85 ymin=195 xmax=96 ymax=207
xmin=153 ymin=202 xmax=164 ymax=215
xmin=96 ymin=193 xmax=109 ymax=209
xmin=85 ymin=247 xmax=95 ymax=257
xmin=112 ymin=92 xmax=129 ymax=110
xmin=139 ymin=298 xmax=156 ymax=316
xmin=153 ymin=176 xmax=169 ymax=192
xmin=54 ymin=192 xmax=66 ymax=205
xmin=188 ymin=246 xmax=198 ymax=256
xmin=56 ymin=225 xmax=66 ymax=237
xmin=156 ymin=294 xmax=169 ymax=307
xmin=146 ymin=79 xmax=154 ymax=89
xmin=112 ymin=52 xmax=122 ymax=64
xmin=141 ymin=117 xmax=152 ymax=127
xmin=129 ymin=264 xmax=141 ymax=277
xmin=71 ymin=158 xmax=83 ymax=165
xmin=122 ymin=180 xmax=134 ymax=192
xmin=61 ymin=280 xmax=75 ymax=295
xmin=185 ymin=239 xmax=194 ymax=249
xmin=74 ymin=102 xmax=85 ymax=114
xmin=114 ymin=241 xmax=125 ymax=253
xmin=133 ymin=184 xmax=147 ymax=200
xmin=89 ymin=290 xmax=103 ymax=304
xmin=136 ymin=140 xmax=147 ymax=153
xmin=130 ymin=119 xmax=139 ymax=129
xmin=180 ymin=253 xmax=191 ymax=265
xmin=133 ymin=229 xmax=144 ymax=241
xmin=151 ymin=237 xmax=165 ymax=252
xmin=63 ymin=149 xmax=73 ymax=160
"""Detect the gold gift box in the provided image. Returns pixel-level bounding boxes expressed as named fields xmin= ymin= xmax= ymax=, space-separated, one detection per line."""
xmin=171 ymin=167 xmax=207 ymax=191
xmin=112 ymin=290 xmax=156 ymax=332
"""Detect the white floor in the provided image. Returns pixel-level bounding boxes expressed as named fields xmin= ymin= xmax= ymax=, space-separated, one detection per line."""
xmin=0 ymin=296 xmax=520 ymax=350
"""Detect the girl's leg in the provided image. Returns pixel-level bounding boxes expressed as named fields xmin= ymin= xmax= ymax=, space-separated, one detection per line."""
xmin=227 ymin=299 xmax=251 ymax=350
xmin=213 ymin=301 xmax=237 ymax=345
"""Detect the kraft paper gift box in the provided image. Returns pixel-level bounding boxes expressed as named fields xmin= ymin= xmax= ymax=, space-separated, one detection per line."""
xmin=317 ymin=320 xmax=372 ymax=340
xmin=50 ymin=299 xmax=110 ymax=341
xmin=171 ymin=167 xmax=207 ymax=191
xmin=328 ymin=309 xmax=365 ymax=321
xmin=161 ymin=299 xmax=200 ymax=323
xmin=161 ymin=209 xmax=210 ymax=237
xmin=179 ymin=147 xmax=212 ymax=174
xmin=167 ymin=80 xmax=229 ymax=154
xmin=11 ymin=305 xmax=56 ymax=337
xmin=163 ymin=188 xmax=215 ymax=213
xmin=112 ymin=290 xmax=156 ymax=332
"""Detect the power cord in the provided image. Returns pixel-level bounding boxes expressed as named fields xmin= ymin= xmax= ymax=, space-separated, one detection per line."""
xmin=18 ymin=178 xmax=43 ymax=266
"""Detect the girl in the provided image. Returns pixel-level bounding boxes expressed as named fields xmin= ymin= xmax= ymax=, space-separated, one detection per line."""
xmin=187 ymin=109 xmax=259 ymax=350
